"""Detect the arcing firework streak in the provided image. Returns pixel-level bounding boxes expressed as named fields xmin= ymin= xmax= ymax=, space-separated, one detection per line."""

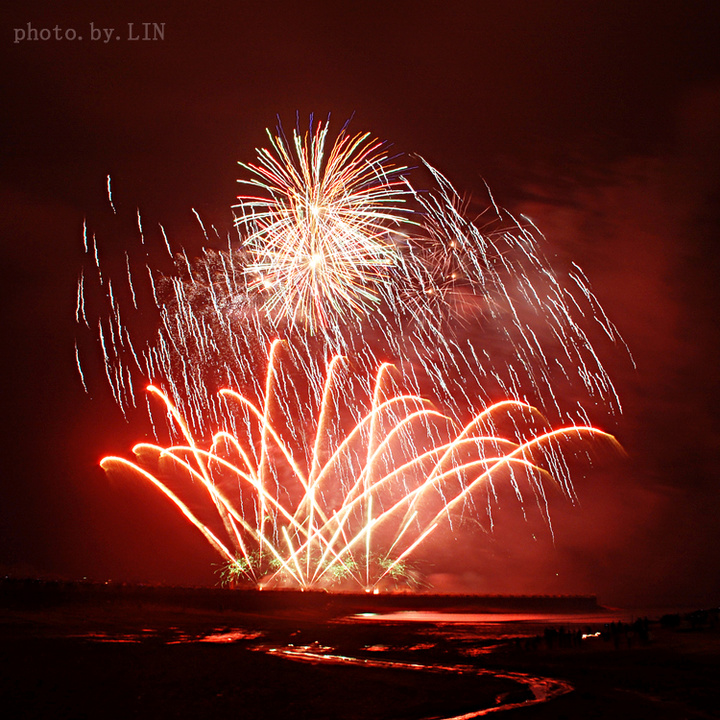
xmin=101 ymin=340 xmax=620 ymax=590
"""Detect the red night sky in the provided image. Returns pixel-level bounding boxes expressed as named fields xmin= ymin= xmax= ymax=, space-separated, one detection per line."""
xmin=1 ymin=0 xmax=719 ymax=608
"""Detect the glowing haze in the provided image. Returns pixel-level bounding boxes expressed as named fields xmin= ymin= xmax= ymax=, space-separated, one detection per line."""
xmin=77 ymin=119 xmax=625 ymax=591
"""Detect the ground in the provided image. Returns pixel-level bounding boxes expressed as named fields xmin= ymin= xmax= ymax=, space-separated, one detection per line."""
xmin=1 ymin=592 xmax=718 ymax=719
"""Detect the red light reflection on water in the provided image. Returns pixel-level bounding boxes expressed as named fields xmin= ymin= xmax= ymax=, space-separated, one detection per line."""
xmin=195 ymin=630 xmax=263 ymax=643
xmin=264 ymin=645 xmax=572 ymax=718
xmin=352 ymin=611 xmax=632 ymax=624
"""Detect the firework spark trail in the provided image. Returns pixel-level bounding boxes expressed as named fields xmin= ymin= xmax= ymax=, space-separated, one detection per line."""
xmin=124 ymin=252 xmax=138 ymax=309
xmin=106 ymin=175 xmax=116 ymax=214
xmin=76 ymin=270 xmax=88 ymax=328
xmin=74 ymin=340 xmax=89 ymax=394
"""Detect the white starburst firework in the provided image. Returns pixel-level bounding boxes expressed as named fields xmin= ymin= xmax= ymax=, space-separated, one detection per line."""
xmin=235 ymin=121 xmax=414 ymax=330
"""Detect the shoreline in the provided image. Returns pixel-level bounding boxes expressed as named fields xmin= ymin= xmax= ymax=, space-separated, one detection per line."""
xmin=0 ymin=577 xmax=603 ymax=616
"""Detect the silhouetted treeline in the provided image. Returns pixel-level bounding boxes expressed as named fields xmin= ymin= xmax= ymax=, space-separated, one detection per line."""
xmin=0 ymin=577 xmax=601 ymax=615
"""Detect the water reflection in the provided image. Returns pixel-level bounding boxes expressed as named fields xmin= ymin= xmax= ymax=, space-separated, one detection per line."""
xmin=64 ymin=609 xmax=639 ymax=716
xmin=263 ymin=645 xmax=573 ymax=717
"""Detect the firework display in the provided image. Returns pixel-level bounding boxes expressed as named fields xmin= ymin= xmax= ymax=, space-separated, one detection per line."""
xmin=78 ymin=119 xmax=624 ymax=590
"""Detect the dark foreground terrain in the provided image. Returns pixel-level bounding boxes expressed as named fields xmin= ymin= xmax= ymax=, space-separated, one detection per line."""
xmin=0 ymin=583 xmax=718 ymax=719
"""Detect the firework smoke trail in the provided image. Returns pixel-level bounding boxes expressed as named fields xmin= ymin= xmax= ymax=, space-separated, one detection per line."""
xmin=76 ymin=118 xmax=626 ymax=588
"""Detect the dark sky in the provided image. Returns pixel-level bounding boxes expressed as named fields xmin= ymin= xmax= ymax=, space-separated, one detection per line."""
xmin=1 ymin=0 xmax=719 ymax=608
